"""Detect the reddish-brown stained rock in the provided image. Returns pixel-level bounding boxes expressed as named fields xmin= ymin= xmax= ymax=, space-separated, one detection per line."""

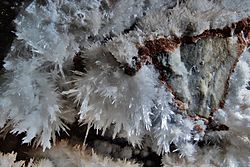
xmin=136 ymin=17 xmax=250 ymax=117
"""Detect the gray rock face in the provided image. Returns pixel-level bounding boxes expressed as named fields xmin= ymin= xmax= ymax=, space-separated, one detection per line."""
xmin=139 ymin=36 xmax=240 ymax=118
xmin=180 ymin=37 xmax=238 ymax=117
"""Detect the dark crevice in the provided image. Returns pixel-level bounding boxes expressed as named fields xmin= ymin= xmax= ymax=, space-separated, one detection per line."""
xmin=58 ymin=122 xmax=162 ymax=167
xmin=0 ymin=132 xmax=32 ymax=162
xmin=0 ymin=124 xmax=161 ymax=167
xmin=123 ymin=19 xmax=139 ymax=34
xmin=73 ymin=52 xmax=87 ymax=73
xmin=0 ymin=0 xmax=28 ymax=70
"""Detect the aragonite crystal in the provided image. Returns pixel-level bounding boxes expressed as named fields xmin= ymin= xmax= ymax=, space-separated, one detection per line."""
xmin=0 ymin=0 xmax=250 ymax=166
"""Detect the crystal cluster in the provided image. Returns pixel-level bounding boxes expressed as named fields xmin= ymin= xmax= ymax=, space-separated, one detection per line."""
xmin=0 ymin=0 xmax=250 ymax=166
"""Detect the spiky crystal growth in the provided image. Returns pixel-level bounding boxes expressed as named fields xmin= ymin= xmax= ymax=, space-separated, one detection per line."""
xmin=1 ymin=0 xmax=250 ymax=166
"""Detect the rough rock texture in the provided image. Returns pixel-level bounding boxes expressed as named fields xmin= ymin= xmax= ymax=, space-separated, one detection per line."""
xmin=180 ymin=37 xmax=239 ymax=117
xmin=138 ymin=36 xmax=240 ymax=117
